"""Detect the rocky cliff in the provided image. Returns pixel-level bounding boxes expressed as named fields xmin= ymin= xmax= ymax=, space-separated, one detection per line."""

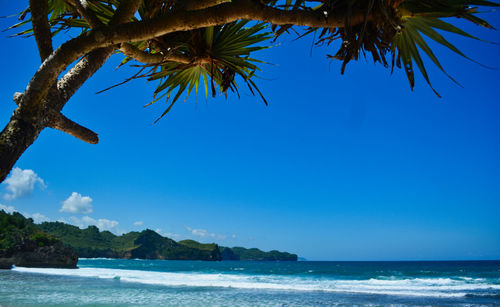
xmin=0 ymin=210 xmax=78 ymax=269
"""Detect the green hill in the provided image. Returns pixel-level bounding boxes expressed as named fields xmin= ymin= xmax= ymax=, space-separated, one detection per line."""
xmin=37 ymin=220 xmax=297 ymax=262
xmin=38 ymin=222 xmax=221 ymax=260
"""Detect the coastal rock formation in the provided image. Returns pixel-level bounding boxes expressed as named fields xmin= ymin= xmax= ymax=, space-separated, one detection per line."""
xmin=0 ymin=243 xmax=78 ymax=269
xmin=221 ymin=246 xmax=297 ymax=261
xmin=0 ymin=210 xmax=78 ymax=269
xmin=220 ymin=247 xmax=240 ymax=260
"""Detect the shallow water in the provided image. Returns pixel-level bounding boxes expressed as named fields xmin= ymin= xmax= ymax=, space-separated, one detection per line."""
xmin=1 ymin=260 xmax=499 ymax=306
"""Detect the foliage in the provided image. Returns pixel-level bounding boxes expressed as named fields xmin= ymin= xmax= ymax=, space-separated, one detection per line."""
xmin=0 ymin=210 xmax=59 ymax=256
xmin=39 ymin=221 xmax=222 ymax=260
xmin=302 ymin=0 xmax=500 ymax=97
xmin=38 ymin=219 xmax=296 ymax=261
xmin=139 ymin=21 xmax=272 ymax=121
xmin=10 ymin=2 xmax=272 ymax=119
xmin=223 ymin=246 xmax=298 ymax=261
xmin=393 ymin=0 xmax=500 ymax=96
xmin=8 ymin=0 xmax=499 ymax=119
xmin=178 ymin=239 xmax=219 ymax=251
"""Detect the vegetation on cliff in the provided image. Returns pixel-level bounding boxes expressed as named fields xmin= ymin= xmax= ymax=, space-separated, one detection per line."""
xmin=0 ymin=210 xmax=77 ymax=268
xmin=1 ymin=213 xmax=296 ymax=262
xmin=222 ymin=246 xmax=297 ymax=261
xmin=39 ymin=222 xmax=221 ymax=260
xmin=39 ymin=220 xmax=297 ymax=261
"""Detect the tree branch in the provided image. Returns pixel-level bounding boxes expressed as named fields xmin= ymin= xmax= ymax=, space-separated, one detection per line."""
xmin=17 ymin=0 xmax=357 ymax=117
xmin=119 ymin=43 xmax=211 ymax=65
xmin=110 ymin=0 xmax=144 ymax=25
xmin=29 ymin=0 xmax=53 ymax=61
xmin=65 ymin=0 xmax=104 ymax=29
xmin=0 ymin=0 xmax=145 ymax=181
xmin=57 ymin=0 xmax=143 ymax=104
xmin=180 ymin=0 xmax=231 ymax=11
xmin=46 ymin=112 xmax=99 ymax=144
xmin=13 ymin=92 xmax=98 ymax=144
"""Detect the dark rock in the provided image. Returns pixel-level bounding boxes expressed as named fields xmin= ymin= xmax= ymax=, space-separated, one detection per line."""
xmin=0 ymin=243 xmax=78 ymax=269
xmin=0 ymin=261 xmax=13 ymax=269
xmin=0 ymin=210 xmax=79 ymax=269
xmin=220 ymin=247 xmax=240 ymax=260
xmin=13 ymin=243 xmax=78 ymax=268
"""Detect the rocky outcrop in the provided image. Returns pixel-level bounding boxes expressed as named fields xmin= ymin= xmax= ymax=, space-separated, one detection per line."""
xmin=0 ymin=210 xmax=78 ymax=269
xmin=0 ymin=243 xmax=78 ymax=269
xmin=223 ymin=246 xmax=298 ymax=261
xmin=220 ymin=247 xmax=240 ymax=260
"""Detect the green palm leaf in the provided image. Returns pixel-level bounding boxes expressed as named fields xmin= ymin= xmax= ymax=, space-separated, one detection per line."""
xmin=139 ymin=20 xmax=272 ymax=122
xmin=393 ymin=0 xmax=499 ymax=95
xmin=9 ymin=0 xmax=133 ymax=37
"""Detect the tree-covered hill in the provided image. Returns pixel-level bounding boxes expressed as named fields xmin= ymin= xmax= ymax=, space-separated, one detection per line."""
xmin=38 ymin=222 xmax=221 ymax=260
xmin=39 ymin=220 xmax=297 ymax=261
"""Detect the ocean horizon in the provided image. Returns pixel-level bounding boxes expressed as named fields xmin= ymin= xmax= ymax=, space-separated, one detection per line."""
xmin=1 ymin=259 xmax=499 ymax=306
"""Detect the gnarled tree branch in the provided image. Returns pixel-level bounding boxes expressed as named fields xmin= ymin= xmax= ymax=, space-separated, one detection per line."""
xmin=46 ymin=112 xmax=99 ymax=144
xmin=180 ymin=0 xmax=231 ymax=11
xmin=13 ymin=93 xmax=98 ymax=144
xmin=29 ymin=0 xmax=53 ymax=61
xmin=65 ymin=0 xmax=104 ymax=29
xmin=1 ymin=0 xmax=364 ymax=182
xmin=0 ymin=0 xmax=144 ymax=182
xmin=119 ymin=43 xmax=211 ymax=65
xmin=18 ymin=0 xmax=356 ymax=117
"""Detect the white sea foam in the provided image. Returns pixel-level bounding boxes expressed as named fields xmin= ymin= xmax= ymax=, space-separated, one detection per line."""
xmin=78 ymin=258 xmax=115 ymax=260
xmin=11 ymin=267 xmax=499 ymax=298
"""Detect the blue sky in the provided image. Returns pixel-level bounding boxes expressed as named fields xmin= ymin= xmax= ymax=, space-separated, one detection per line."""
xmin=1 ymin=1 xmax=499 ymax=261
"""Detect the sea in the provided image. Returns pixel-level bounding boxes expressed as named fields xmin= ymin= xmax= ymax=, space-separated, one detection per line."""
xmin=0 ymin=259 xmax=499 ymax=306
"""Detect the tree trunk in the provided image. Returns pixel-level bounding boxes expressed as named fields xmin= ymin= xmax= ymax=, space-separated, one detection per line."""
xmin=0 ymin=108 xmax=45 ymax=182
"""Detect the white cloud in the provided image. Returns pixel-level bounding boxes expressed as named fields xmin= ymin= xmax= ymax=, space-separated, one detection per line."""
xmin=96 ymin=219 xmax=119 ymax=231
xmin=0 ymin=204 xmax=50 ymax=224
xmin=69 ymin=216 xmax=119 ymax=233
xmin=28 ymin=213 xmax=50 ymax=224
xmin=60 ymin=192 xmax=93 ymax=214
xmin=2 ymin=168 xmax=46 ymax=200
xmin=133 ymin=221 xmax=144 ymax=227
xmin=185 ymin=226 xmax=226 ymax=240
xmin=165 ymin=232 xmax=182 ymax=240
xmin=155 ymin=228 xmax=182 ymax=240
xmin=0 ymin=204 xmax=15 ymax=213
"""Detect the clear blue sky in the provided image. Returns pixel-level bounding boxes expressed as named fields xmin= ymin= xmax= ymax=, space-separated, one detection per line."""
xmin=1 ymin=1 xmax=499 ymax=260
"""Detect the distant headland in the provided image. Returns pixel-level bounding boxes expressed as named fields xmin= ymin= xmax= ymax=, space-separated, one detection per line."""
xmin=0 ymin=210 xmax=297 ymax=269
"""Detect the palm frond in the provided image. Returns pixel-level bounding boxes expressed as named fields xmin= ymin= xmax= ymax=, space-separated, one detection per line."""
xmin=8 ymin=0 xmax=137 ymax=37
xmin=393 ymin=0 xmax=499 ymax=95
xmin=310 ymin=0 xmax=499 ymax=96
xmin=130 ymin=20 xmax=273 ymax=122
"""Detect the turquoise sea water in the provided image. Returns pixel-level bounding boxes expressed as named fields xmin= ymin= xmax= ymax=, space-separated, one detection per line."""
xmin=1 ymin=259 xmax=499 ymax=306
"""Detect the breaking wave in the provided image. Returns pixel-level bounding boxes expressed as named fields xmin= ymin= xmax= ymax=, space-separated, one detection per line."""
xmin=12 ymin=266 xmax=499 ymax=298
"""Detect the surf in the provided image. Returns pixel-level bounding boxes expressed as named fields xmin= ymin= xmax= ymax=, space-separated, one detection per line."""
xmin=12 ymin=266 xmax=499 ymax=298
